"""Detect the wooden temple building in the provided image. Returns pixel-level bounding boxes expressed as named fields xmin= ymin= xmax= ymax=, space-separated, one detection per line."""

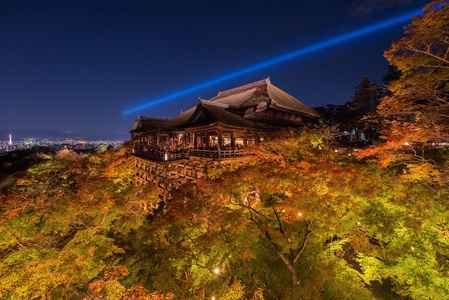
xmin=130 ymin=78 xmax=320 ymax=200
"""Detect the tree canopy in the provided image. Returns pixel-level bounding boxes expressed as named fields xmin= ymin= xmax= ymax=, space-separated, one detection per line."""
xmin=2 ymin=129 xmax=449 ymax=299
xmin=359 ymin=0 xmax=449 ymax=184
xmin=2 ymin=1 xmax=449 ymax=299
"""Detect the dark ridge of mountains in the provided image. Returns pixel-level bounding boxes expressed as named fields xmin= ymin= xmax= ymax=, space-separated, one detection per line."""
xmin=0 ymin=130 xmax=129 ymax=142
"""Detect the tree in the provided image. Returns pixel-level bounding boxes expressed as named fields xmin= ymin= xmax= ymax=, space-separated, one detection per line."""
xmin=3 ymin=130 xmax=448 ymax=298
xmin=384 ymin=1 xmax=448 ymax=168
xmin=318 ymin=77 xmax=383 ymax=144
xmin=148 ymin=130 xmax=375 ymax=299
xmin=381 ymin=65 xmax=402 ymax=91
xmin=357 ymin=178 xmax=449 ymax=299
xmin=350 ymin=76 xmax=383 ymax=116
xmin=0 ymin=145 xmax=160 ymax=299
xmin=350 ymin=76 xmax=384 ymax=141
xmin=353 ymin=2 xmax=449 ymax=297
xmin=358 ymin=0 xmax=449 ymax=184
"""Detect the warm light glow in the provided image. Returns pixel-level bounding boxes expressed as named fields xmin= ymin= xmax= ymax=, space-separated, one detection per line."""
xmin=298 ymin=212 xmax=302 ymax=217
xmin=411 ymin=246 xmax=415 ymax=250
xmin=212 ymin=297 xmax=215 ymax=300
xmin=214 ymin=268 xmax=220 ymax=274
xmin=123 ymin=9 xmax=421 ymax=114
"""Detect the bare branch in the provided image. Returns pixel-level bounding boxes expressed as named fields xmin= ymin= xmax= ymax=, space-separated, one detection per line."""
xmin=293 ymin=220 xmax=314 ymax=264
xmin=405 ymin=44 xmax=449 ymax=66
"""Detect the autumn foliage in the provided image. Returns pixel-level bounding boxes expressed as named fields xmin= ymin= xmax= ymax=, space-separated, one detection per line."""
xmin=2 ymin=2 xmax=449 ymax=298
xmin=1 ymin=127 xmax=449 ymax=299
xmin=357 ymin=0 xmax=449 ymax=184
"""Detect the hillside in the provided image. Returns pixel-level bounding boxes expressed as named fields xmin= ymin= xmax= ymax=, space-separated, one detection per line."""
xmin=1 ymin=131 xmax=448 ymax=299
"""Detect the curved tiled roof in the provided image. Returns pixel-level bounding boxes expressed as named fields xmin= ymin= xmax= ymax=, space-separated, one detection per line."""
xmin=208 ymin=78 xmax=271 ymax=108
xmin=207 ymin=77 xmax=319 ymax=117
xmin=131 ymin=78 xmax=319 ymax=133
xmin=183 ymin=100 xmax=273 ymax=130
xmin=267 ymin=82 xmax=320 ymax=117
xmin=130 ymin=117 xmax=170 ymax=133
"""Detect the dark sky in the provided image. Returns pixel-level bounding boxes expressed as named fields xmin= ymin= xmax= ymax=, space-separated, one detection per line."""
xmin=1 ymin=0 xmax=429 ymax=136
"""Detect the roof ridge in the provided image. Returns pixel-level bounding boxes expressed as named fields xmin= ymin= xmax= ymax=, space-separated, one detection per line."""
xmin=216 ymin=77 xmax=270 ymax=97
xmin=139 ymin=116 xmax=170 ymax=121
xmin=199 ymin=99 xmax=231 ymax=108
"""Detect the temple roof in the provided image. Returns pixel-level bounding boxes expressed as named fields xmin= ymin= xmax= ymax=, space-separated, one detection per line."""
xmin=209 ymin=77 xmax=320 ymax=118
xmin=182 ymin=100 xmax=273 ymax=130
xmin=130 ymin=117 xmax=170 ymax=133
xmin=168 ymin=78 xmax=319 ymax=125
xmin=130 ymin=78 xmax=320 ymax=133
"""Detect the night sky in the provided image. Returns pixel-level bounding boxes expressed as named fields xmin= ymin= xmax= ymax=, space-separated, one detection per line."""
xmin=1 ymin=0 xmax=429 ymax=137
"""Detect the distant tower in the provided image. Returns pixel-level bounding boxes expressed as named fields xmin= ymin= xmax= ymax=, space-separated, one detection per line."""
xmin=9 ymin=134 xmax=12 ymax=145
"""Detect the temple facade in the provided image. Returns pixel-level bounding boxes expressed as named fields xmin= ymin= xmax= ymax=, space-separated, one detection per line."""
xmin=130 ymin=78 xmax=319 ymax=200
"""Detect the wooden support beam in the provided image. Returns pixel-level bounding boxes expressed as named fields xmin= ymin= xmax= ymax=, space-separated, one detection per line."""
xmin=218 ymin=129 xmax=222 ymax=151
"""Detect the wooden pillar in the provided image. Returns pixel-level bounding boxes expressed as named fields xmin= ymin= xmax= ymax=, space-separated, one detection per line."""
xmin=243 ymin=132 xmax=248 ymax=146
xmin=231 ymin=132 xmax=235 ymax=147
xmin=156 ymin=132 xmax=160 ymax=146
xmin=163 ymin=166 xmax=168 ymax=201
xmin=183 ymin=132 xmax=186 ymax=148
xmin=205 ymin=133 xmax=210 ymax=147
xmin=193 ymin=133 xmax=197 ymax=148
xmin=217 ymin=129 xmax=222 ymax=151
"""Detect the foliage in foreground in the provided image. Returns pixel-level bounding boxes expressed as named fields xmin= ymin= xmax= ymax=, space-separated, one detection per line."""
xmin=0 ymin=146 xmax=161 ymax=299
xmin=1 ymin=130 xmax=449 ymax=299
xmin=2 ymin=1 xmax=449 ymax=299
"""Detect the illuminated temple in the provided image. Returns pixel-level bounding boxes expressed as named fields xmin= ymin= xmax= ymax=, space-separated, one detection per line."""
xmin=130 ymin=78 xmax=319 ymax=200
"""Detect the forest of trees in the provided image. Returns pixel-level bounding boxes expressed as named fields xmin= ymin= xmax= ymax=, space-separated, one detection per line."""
xmin=1 ymin=1 xmax=448 ymax=299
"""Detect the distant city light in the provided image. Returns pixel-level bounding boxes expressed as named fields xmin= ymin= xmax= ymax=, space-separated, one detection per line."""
xmin=0 ymin=137 xmax=123 ymax=154
xmin=124 ymin=8 xmax=422 ymax=115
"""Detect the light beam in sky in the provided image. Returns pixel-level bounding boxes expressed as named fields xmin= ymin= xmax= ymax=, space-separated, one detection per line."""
xmin=123 ymin=9 xmax=422 ymax=115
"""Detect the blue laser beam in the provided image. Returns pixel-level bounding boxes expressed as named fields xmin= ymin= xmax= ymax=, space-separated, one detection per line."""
xmin=123 ymin=9 xmax=422 ymax=115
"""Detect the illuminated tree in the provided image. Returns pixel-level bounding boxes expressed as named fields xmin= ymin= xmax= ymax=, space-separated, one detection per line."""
xmin=148 ymin=130 xmax=375 ymax=299
xmin=362 ymin=0 xmax=449 ymax=183
xmin=353 ymin=3 xmax=449 ymax=297
xmin=0 ymin=146 xmax=159 ymax=299
xmin=357 ymin=178 xmax=449 ymax=299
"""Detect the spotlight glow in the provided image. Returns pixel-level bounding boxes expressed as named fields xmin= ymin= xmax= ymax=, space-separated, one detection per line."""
xmin=123 ymin=9 xmax=422 ymax=115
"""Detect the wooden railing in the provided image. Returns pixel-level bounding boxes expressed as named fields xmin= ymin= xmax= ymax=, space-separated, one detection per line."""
xmin=133 ymin=148 xmax=242 ymax=161
xmin=189 ymin=149 xmax=242 ymax=158
xmin=133 ymin=149 xmax=188 ymax=161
